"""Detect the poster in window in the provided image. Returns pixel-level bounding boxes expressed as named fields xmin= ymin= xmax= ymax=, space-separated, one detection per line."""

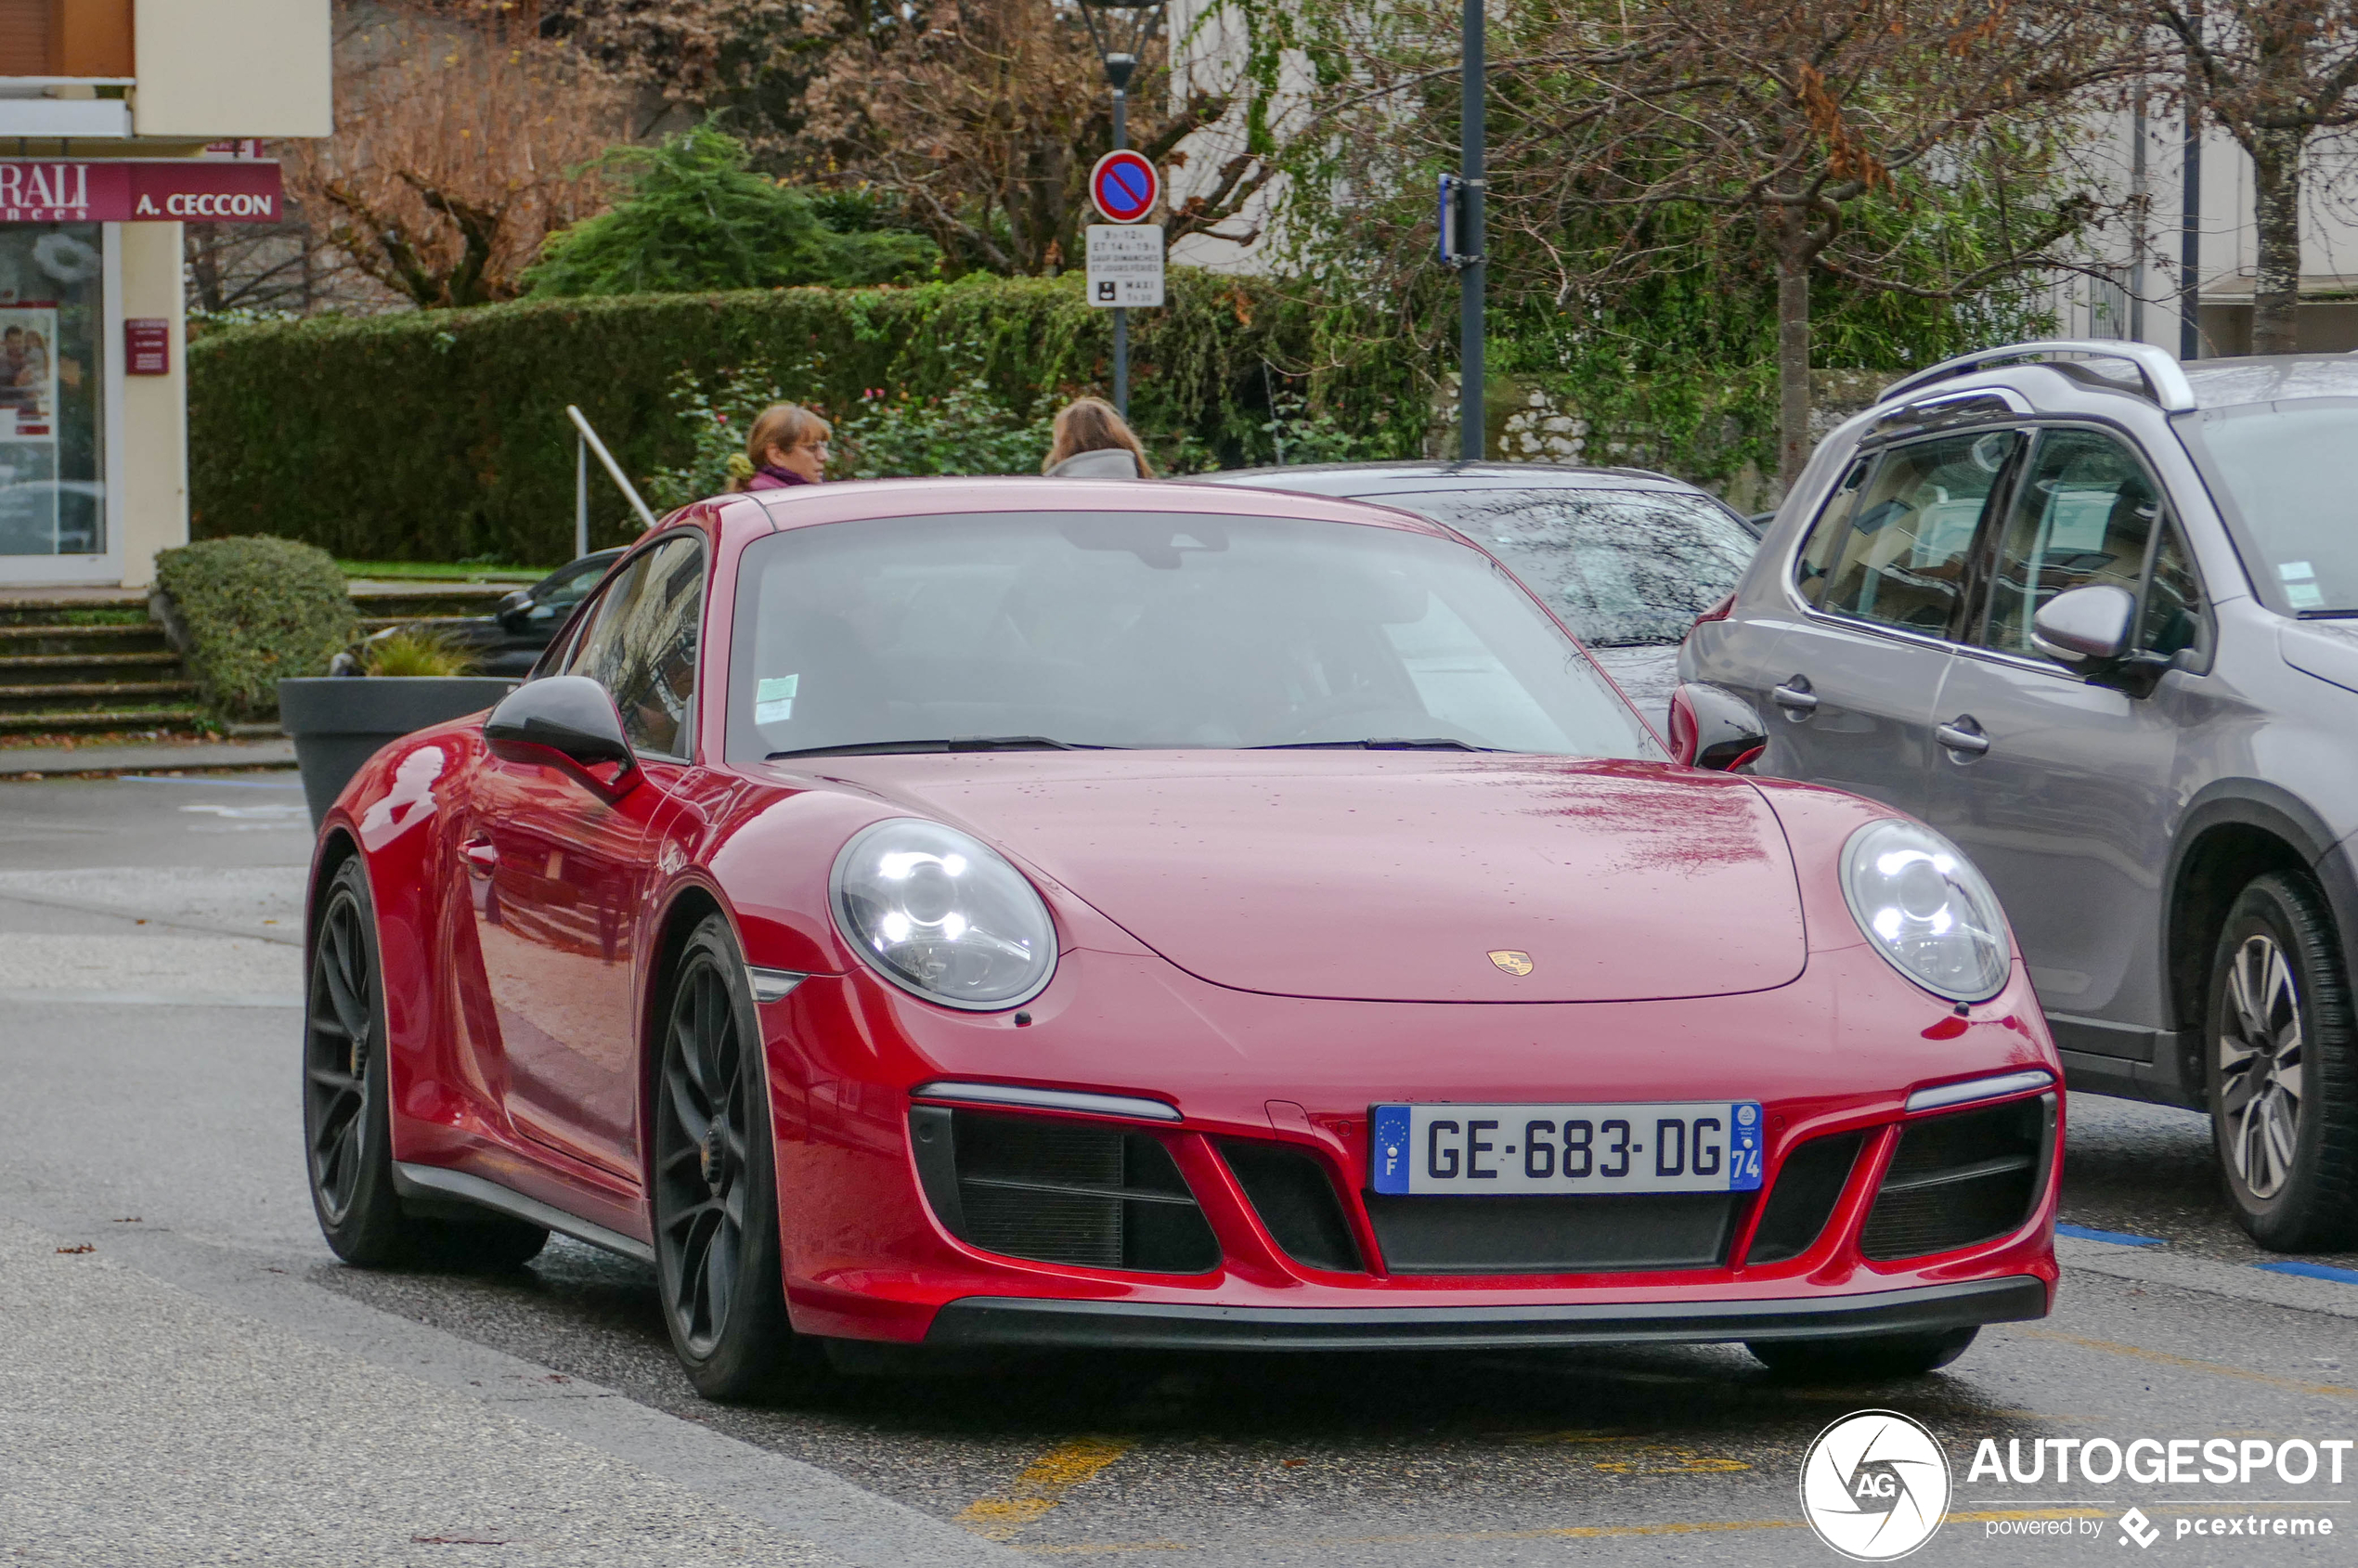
xmin=0 ymin=305 xmax=60 ymax=554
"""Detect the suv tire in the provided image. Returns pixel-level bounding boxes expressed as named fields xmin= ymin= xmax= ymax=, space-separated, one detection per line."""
xmin=2205 ymin=871 xmax=2358 ymax=1251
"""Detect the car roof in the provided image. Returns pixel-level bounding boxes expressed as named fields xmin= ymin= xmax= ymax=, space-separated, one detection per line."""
xmin=2178 ymin=355 xmax=2358 ymax=409
xmin=726 ymin=474 xmax=1454 ymax=538
xmin=1200 ymin=460 xmax=1707 ymax=498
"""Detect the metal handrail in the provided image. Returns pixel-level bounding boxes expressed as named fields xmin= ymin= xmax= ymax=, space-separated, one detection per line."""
xmin=565 ymin=405 xmax=657 ymax=557
xmin=1878 ymin=340 xmax=2199 ymax=414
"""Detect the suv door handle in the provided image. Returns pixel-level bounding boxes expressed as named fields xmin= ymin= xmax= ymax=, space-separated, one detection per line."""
xmin=1771 ymin=676 xmax=1819 ymax=716
xmin=1936 ymin=716 xmax=1990 ymax=757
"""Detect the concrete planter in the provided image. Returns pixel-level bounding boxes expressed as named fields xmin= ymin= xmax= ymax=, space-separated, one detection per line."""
xmin=278 ymin=676 xmax=520 ymax=830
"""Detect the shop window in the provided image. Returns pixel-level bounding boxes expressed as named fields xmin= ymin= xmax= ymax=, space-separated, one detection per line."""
xmin=0 ymin=224 xmax=106 ymax=558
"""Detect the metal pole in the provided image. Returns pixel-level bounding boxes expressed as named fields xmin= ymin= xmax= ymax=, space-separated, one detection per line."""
xmin=1112 ymin=86 xmax=1130 ymax=420
xmin=2181 ymin=87 xmax=2202 ymax=358
xmin=565 ymin=404 xmax=659 ymax=533
xmin=1459 ymin=0 xmax=1485 ymax=461
xmin=575 ymin=434 xmax=590 ymax=559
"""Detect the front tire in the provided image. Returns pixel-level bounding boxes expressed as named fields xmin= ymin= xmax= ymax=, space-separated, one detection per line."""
xmin=652 ymin=915 xmax=796 ymax=1401
xmin=2207 ymin=872 xmax=2358 ymax=1251
xmin=1746 ymin=1327 xmax=1978 ymax=1380
xmin=304 ymin=856 xmax=548 ymax=1270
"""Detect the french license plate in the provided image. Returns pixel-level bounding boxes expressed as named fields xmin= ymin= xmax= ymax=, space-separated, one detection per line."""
xmin=1369 ymin=1101 xmax=1764 ymax=1197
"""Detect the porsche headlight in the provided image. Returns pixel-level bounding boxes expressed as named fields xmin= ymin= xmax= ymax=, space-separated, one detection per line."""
xmin=1840 ymin=819 xmax=2010 ymax=1003
xmin=830 ymin=819 xmax=1056 ymax=1010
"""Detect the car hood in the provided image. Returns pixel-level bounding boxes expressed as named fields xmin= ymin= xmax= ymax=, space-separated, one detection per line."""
xmin=821 ymin=753 xmax=1807 ymax=1004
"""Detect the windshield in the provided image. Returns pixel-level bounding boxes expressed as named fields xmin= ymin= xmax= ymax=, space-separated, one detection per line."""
xmin=1375 ymin=488 xmax=1757 ymax=645
xmin=727 ymin=511 xmax=1662 ymax=761
xmin=2183 ymin=403 xmax=2358 ymax=615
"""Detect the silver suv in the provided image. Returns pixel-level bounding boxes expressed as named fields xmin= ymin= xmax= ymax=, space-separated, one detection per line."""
xmin=1681 ymin=340 xmax=2358 ymax=1250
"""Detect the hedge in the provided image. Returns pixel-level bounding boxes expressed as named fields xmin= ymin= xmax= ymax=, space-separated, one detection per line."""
xmin=188 ymin=272 xmax=1412 ymax=565
xmin=153 ymin=537 xmax=356 ymax=719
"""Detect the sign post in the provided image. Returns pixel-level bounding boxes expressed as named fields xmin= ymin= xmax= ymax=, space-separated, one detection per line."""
xmin=1088 ymin=149 xmax=1160 ymax=419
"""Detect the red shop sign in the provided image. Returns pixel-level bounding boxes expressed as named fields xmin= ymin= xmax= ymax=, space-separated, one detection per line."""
xmin=0 ymin=161 xmax=283 ymax=225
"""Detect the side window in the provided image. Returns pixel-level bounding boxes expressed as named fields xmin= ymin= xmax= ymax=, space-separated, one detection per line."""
xmin=1794 ymin=455 xmax=1873 ymax=608
xmin=566 ymin=537 xmax=705 ymax=758
xmin=530 ymin=557 xmax=609 ymax=623
xmin=1978 ymin=429 xmax=2161 ymax=657
xmin=2140 ymin=519 xmax=2209 ymax=661
xmin=1805 ymin=430 xmax=2019 ymax=635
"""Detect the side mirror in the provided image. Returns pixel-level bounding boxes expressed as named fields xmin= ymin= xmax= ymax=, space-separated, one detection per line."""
xmin=484 ymin=675 xmax=639 ymax=799
xmin=1668 ymin=682 xmax=1768 ymax=771
xmin=2030 ymin=584 xmax=2136 ymax=665
xmin=497 ymin=588 xmax=530 ymax=614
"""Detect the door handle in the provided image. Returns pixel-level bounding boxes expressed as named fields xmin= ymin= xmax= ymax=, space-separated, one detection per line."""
xmin=1771 ymin=676 xmax=1819 ymax=716
xmin=461 ymin=836 xmax=499 ymax=870
xmin=1936 ymin=716 xmax=1990 ymax=757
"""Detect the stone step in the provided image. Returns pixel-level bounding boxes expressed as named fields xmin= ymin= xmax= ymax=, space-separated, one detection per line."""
xmin=0 ymin=591 xmax=149 ymax=628
xmin=0 ymin=621 xmax=171 ymax=650
xmin=0 ymin=680 xmax=199 ymax=715
xmin=0 ymin=649 xmax=183 ymax=675
xmin=0 ymin=706 xmax=206 ymax=733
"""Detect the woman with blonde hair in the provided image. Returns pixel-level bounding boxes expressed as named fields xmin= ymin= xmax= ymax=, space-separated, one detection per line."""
xmin=1042 ymin=396 xmax=1152 ymax=478
xmin=732 ymin=402 xmax=832 ymax=491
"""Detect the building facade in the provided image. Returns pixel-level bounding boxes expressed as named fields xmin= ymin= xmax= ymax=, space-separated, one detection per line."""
xmin=0 ymin=0 xmax=329 ymax=590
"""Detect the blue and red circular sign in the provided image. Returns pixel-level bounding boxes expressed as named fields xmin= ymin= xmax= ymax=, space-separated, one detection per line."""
xmin=1089 ymin=150 xmax=1160 ymax=225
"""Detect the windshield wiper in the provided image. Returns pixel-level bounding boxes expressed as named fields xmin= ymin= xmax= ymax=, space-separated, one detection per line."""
xmin=767 ymin=736 xmax=1118 ymax=759
xmin=1250 ymin=738 xmax=1502 ymax=751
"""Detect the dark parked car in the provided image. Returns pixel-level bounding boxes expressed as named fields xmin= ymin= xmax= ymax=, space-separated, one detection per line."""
xmin=1203 ymin=462 xmax=1763 ymax=727
xmin=1683 ymin=338 xmax=2358 ymax=1249
xmin=336 ymin=549 xmax=623 ymax=678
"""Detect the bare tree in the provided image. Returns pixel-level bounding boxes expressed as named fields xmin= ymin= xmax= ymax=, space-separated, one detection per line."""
xmin=1552 ymin=0 xmax=2128 ymax=483
xmin=2146 ymin=0 xmax=2358 ymax=353
xmin=284 ymin=6 xmax=630 ymax=308
xmin=798 ymin=0 xmax=1265 ymax=275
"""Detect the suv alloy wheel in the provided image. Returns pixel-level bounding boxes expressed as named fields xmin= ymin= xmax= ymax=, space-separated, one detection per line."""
xmin=2206 ymin=871 xmax=2358 ymax=1251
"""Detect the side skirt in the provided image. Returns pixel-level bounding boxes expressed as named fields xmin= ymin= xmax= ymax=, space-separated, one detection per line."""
xmin=392 ymin=1161 xmax=654 ymax=1264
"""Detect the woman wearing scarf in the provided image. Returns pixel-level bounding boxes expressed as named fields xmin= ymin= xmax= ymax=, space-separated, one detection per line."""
xmin=732 ymin=403 xmax=831 ymax=491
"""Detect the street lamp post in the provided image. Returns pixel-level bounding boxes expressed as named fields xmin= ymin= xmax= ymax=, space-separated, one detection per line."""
xmin=1080 ymin=0 xmax=1168 ymax=420
xmin=1459 ymin=0 xmax=1485 ymax=461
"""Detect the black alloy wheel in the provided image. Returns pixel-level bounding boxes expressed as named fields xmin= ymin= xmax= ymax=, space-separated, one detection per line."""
xmin=1745 ymin=1327 xmax=1979 ymax=1380
xmin=653 ymin=915 xmax=795 ymax=1400
xmin=304 ymin=856 xmax=547 ymax=1269
xmin=2207 ymin=872 xmax=2358 ymax=1251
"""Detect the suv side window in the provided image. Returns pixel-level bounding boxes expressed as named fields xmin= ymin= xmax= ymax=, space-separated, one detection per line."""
xmin=565 ymin=536 xmax=705 ymax=758
xmin=1798 ymin=430 xmax=2019 ymax=635
xmin=1794 ymin=455 xmax=1873 ymax=608
xmin=1978 ymin=428 xmax=2163 ymax=658
xmin=2140 ymin=519 xmax=2209 ymax=662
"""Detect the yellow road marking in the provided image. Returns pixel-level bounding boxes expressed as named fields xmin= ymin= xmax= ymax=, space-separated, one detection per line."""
xmin=956 ymin=1436 xmax=1137 ymax=1542
xmin=2018 ymin=1328 xmax=2358 ymax=1400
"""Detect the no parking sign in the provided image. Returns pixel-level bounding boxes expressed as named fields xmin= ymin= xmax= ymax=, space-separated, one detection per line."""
xmin=1089 ymin=150 xmax=1160 ymax=224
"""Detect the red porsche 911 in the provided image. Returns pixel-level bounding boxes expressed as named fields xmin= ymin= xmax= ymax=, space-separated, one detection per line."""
xmin=304 ymin=477 xmax=2062 ymax=1400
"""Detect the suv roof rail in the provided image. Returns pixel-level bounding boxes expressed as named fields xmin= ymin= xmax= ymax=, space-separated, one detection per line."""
xmin=1879 ymin=340 xmax=2197 ymax=414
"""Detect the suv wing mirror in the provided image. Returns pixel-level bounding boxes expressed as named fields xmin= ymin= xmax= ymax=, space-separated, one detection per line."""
xmin=1668 ymin=682 xmax=1768 ymax=771
xmin=2030 ymin=584 xmax=2136 ymax=665
xmin=484 ymin=675 xmax=639 ymax=799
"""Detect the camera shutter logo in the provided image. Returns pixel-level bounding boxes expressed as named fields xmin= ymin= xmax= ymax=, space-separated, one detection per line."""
xmin=1799 ymin=1409 xmax=1951 ymax=1561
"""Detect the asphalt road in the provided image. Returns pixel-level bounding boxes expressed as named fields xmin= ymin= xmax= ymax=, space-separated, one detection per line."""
xmin=4 ymin=771 xmax=2358 ymax=1565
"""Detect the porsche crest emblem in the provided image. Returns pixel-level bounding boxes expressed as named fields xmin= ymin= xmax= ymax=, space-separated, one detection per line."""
xmin=1487 ymin=950 xmax=1535 ymax=977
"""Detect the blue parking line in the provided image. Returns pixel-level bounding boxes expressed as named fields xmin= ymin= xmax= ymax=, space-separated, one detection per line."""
xmin=117 ymin=774 xmax=304 ymax=789
xmin=2252 ymin=1260 xmax=2358 ymax=1286
xmin=2056 ymin=1222 xmax=2167 ymax=1247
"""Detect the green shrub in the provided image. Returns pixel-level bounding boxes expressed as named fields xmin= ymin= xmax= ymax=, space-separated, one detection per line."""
xmin=154 ymin=537 xmax=356 ymax=719
xmin=523 ymin=123 xmax=937 ymax=298
xmin=359 ymin=627 xmax=478 ymax=678
xmin=187 ymin=271 xmax=1419 ymax=564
